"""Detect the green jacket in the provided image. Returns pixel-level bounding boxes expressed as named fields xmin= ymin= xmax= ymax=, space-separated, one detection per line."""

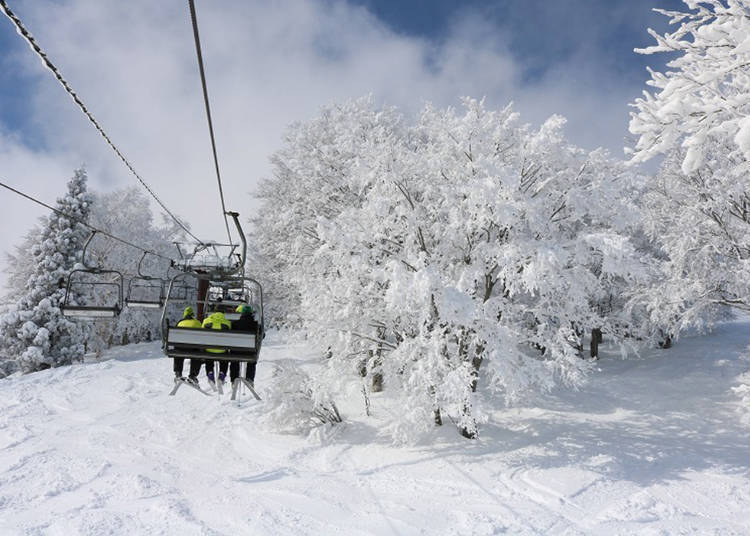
xmin=177 ymin=317 xmax=201 ymax=329
xmin=202 ymin=312 xmax=231 ymax=354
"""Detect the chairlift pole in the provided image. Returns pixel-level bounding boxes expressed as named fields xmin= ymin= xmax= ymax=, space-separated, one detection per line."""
xmin=136 ymin=251 xmax=148 ymax=278
xmin=226 ymin=211 xmax=246 ymax=275
xmin=80 ymin=230 xmax=97 ymax=269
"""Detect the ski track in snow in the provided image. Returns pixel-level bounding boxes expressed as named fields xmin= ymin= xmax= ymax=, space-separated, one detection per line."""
xmin=1 ymin=323 xmax=750 ymax=535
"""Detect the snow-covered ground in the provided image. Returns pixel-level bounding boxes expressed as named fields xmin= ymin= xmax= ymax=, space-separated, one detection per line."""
xmin=1 ymin=319 xmax=750 ymax=535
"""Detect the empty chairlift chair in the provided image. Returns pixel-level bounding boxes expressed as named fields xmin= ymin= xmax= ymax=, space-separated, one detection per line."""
xmin=61 ymin=231 xmax=124 ymax=319
xmin=125 ymin=252 xmax=165 ymax=310
xmin=205 ymin=278 xmax=252 ymax=321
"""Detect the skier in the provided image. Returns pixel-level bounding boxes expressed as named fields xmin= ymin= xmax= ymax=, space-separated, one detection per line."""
xmin=229 ymin=304 xmax=263 ymax=386
xmin=202 ymin=307 xmax=231 ymax=387
xmin=174 ymin=306 xmax=202 ymax=386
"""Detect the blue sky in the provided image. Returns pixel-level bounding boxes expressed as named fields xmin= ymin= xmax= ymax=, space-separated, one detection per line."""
xmin=352 ymin=0 xmax=683 ymax=78
xmin=0 ymin=0 xmax=688 ymax=288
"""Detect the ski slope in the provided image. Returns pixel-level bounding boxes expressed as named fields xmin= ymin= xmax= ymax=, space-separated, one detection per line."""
xmin=1 ymin=321 xmax=750 ymax=535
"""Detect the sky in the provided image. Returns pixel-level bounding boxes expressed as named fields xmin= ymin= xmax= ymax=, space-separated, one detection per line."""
xmin=0 ymin=0 xmax=685 ymax=292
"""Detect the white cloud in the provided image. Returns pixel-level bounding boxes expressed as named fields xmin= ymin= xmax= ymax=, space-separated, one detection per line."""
xmin=0 ymin=0 xmax=647 ymax=290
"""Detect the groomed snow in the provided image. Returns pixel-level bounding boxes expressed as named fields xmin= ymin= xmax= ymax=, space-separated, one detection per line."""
xmin=1 ymin=320 xmax=750 ymax=535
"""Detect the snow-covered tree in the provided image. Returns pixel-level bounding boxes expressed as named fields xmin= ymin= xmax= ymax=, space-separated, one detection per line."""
xmin=3 ymin=231 xmax=41 ymax=304
xmin=255 ymin=98 xmax=647 ymax=440
xmin=629 ymin=0 xmax=750 ymax=173
xmin=638 ymin=138 xmax=749 ymax=332
xmin=0 ymin=169 xmax=91 ymax=374
xmin=249 ymin=96 xmax=402 ymax=328
xmin=629 ymin=0 xmax=750 ymax=327
xmin=0 ymin=177 xmax=188 ymax=373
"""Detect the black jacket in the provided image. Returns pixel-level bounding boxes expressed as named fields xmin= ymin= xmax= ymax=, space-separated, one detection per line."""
xmin=232 ymin=314 xmax=262 ymax=337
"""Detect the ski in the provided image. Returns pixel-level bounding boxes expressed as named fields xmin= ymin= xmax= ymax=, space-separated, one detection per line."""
xmin=169 ymin=377 xmax=212 ymax=396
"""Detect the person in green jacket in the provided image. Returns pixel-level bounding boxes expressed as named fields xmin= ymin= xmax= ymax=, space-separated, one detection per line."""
xmin=202 ymin=308 xmax=231 ymax=387
xmin=174 ymin=306 xmax=202 ymax=385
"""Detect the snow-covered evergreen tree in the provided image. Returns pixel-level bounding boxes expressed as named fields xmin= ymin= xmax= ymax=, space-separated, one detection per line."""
xmin=1 ymin=180 xmax=188 ymax=369
xmin=0 ymin=169 xmax=91 ymax=375
xmin=254 ymin=98 xmax=647 ymax=440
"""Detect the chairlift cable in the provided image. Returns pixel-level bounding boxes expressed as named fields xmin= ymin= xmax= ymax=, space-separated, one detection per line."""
xmin=0 ymin=179 xmax=176 ymax=264
xmin=187 ymin=0 xmax=233 ymax=245
xmin=0 ymin=0 xmax=205 ymax=246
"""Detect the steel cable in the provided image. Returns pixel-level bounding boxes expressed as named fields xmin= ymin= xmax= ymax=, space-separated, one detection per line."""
xmin=0 ymin=0 xmax=205 ymax=246
xmin=187 ymin=0 xmax=233 ymax=245
xmin=0 ymin=179 xmax=177 ymax=263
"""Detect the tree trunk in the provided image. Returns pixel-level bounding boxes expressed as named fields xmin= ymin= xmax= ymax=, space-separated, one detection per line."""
xmin=470 ymin=355 xmax=482 ymax=392
xmin=458 ymin=402 xmax=478 ymax=439
xmin=370 ymin=326 xmax=385 ymax=392
xmin=658 ymin=330 xmax=672 ymax=349
xmin=429 ymin=385 xmax=442 ymax=426
xmin=590 ymin=328 xmax=602 ymax=359
xmin=459 ymin=420 xmax=477 ymax=439
xmin=371 ymin=370 xmax=383 ymax=392
xmin=361 ymin=384 xmax=371 ymax=417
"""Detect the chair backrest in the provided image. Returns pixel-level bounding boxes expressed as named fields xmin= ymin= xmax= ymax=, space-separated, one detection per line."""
xmin=167 ymin=326 xmax=256 ymax=351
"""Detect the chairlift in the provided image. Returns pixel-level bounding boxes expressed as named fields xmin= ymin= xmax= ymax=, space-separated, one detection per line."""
xmin=162 ymin=274 xmax=264 ymax=360
xmin=61 ymin=231 xmax=123 ymax=319
xmin=161 ymin=212 xmax=264 ymax=397
xmin=165 ymin=267 xmax=197 ymax=303
xmin=125 ymin=252 xmax=165 ymax=309
xmin=206 ymin=277 xmax=254 ymax=321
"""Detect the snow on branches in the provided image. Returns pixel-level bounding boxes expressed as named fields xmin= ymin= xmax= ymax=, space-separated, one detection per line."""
xmin=640 ymin=138 xmax=750 ymax=330
xmin=630 ymin=1 xmax=750 ymax=326
xmin=629 ymin=0 xmax=750 ymax=173
xmin=254 ymin=97 xmax=647 ymax=440
xmin=0 ymin=169 xmax=91 ymax=374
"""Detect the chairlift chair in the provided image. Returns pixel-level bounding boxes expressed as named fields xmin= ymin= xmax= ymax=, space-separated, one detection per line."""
xmin=161 ymin=213 xmax=265 ymax=398
xmin=165 ymin=271 xmax=197 ymax=303
xmin=162 ymin=273 xmax=264 ymax=361
xmin=207 ymin=278 xmax=254 ymax=321
xmin=61 ymin=231 xmax=124 ymax=319
xmin=125 ymin=252 xmax=165 ymax=309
